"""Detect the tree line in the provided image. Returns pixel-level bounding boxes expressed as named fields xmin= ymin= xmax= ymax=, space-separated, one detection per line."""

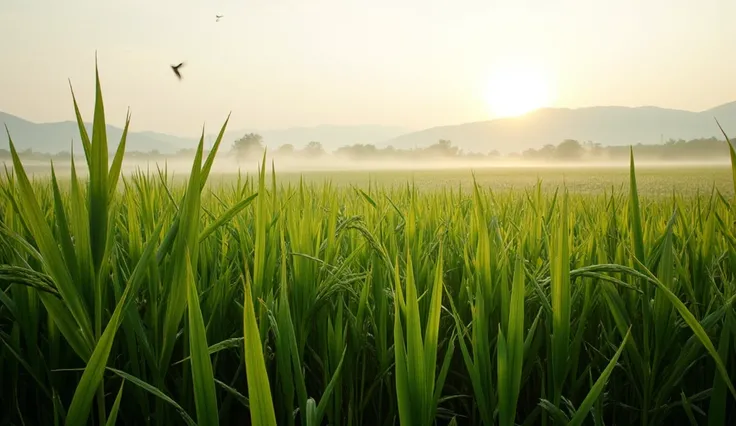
xmin=2 ymin=135 xmax=733 ymax=163
xmin=230 ymin=134 xmax=734 ymax=162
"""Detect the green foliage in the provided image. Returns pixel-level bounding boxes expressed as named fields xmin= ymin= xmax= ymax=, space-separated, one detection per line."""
xmin=232 ymin=132 xmax=264 ymax=160
xmin=1 ymin=65 xmax=735 ymax=426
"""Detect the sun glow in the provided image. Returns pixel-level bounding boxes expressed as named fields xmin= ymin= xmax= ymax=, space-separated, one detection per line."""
xmin=484 ymin=63 xmax=553 ymax=118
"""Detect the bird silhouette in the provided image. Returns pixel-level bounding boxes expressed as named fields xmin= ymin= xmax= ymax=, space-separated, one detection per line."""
xmin=171 ymin=62 xmax=185 ymax=80
xmin=216 ymin=14 xmax=223 ymax=22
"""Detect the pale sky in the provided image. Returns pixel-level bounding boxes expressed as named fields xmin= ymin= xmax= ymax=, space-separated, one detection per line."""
xmin=1 ymin=0 xmax=735 ymax=136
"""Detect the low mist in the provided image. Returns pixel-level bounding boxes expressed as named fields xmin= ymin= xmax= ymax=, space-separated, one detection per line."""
xmin=4 ymin=154 xmax=732 ymax=179
xmin=3 ymin=134 xmax=733 ymax=176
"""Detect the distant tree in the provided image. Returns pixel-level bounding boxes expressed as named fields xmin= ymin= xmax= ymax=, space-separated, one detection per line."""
xmin=555 ymin=139 xmax=584 ymax=160
xmin=521 ymin=148 xmax=538 ymax=159
xmin=276 ymin=144 xmax=295 ymax=156
xmin=303 ymin=141 xmax=325 ymax=158
xmin=383 ymin=145 xmax=397 ymax=156
xmin=335 ymin=143 xmax=380 ymax=160
xmin=439 ymin=139 xmax=460 ymax=156
xmin=424 ymin=139 xmax=460 ymax=157
xmin=540 ymin=144 xmax=556 ymax=157
xmin=523 ymin=144 xmax=556 ymax=160
xmin=232 ymin=133 xmax=264 ymax=159
xmin=591 ymin=143 xmax=604 ymax=158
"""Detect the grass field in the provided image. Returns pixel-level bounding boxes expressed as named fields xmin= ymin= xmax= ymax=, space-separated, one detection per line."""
xmin=224 ymin=165 xmax=735 ymax=197
xmin=1 ymin=70 xmax=736 ymax=426
xmin=17 ymin=161 xmax=735 ymax=198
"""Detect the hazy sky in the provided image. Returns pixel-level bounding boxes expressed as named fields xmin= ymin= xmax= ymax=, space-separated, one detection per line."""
xmin=2 ymin=0 xmax=735 ymax=136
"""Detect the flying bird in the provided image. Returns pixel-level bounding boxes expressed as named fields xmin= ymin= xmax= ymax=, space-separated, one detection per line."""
xmin=171 ymin=62 xmax=185 ymax=80
xmin=216 ymin=14 xmax=223 ymax=22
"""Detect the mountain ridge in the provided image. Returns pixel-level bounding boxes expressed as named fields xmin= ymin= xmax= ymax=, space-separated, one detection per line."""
xmin=0 ymin=110 xmax=409 ymax=155
xmin=3 ymin=101 xmax=736 ymax=155
xmin=383 ymin=103 xmax=736 ymax=154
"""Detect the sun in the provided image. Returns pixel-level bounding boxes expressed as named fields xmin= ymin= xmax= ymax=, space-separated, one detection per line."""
xmin=484 ymin=64 xmax=553 ymax=118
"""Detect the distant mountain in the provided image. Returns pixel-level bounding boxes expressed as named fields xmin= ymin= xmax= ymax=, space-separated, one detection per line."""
xmin=0 ymin=111 xmax=409 ymax=155
xmin=0 ymin=112 xmax=194 ymax=155
xmin=704 ymin=101 xmax=736 ymax=119
xmin=383 ymin=103 xmax=736 ymax=154
xmin=5 ymin=103 xmax=736 ymax=156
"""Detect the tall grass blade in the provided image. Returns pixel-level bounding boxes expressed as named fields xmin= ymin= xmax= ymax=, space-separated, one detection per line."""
xmin=185 ymin=249 xmax=220 ymax=425
xmin=242 ymin=272 xmax=277 ymax=426
xmin=65 ymin=222 xmax=161 ymax=425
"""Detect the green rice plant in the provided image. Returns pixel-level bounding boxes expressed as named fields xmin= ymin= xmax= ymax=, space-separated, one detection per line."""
xmin=185 ymin=248 xmax=219 ymax=425
xmin=242 ymin=267 xmax=277 ymax=426
xmin=496 ymin=255 xmax=526 ymax=426
xmin=550 ymin=190 xmax=571 ymax=409
xmin=2 ymin=62 xmax=736 ymax=426
xmin=393 ymin=247 xmax=455 ymax=426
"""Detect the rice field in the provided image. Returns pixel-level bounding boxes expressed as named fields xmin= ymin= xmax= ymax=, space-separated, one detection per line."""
xmin=1 ymin=70 xmax=736 ymax=426
xmin=224 ymin=165 xmax=735 ymax=198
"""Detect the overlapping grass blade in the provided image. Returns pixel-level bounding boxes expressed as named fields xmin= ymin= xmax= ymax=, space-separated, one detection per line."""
xmin=2 ymin=62 xmax=736 ymax=426
xmin=567 ymin=328 xmax=631 ymax=426
xmin=108 ymin=368 xmax=197 ymax=426
xmin=64 ymin=221 xmax=162 ymax=425
xmin=104 ymin=381 xmax=125 ymax=426
xmin=185 ymin=249 xmax=220 ymax=425
xmin=242 ymin=272 xmax=277 ymax=426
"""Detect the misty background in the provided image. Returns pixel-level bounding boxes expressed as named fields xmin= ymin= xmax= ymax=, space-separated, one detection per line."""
xmin=2 ymin=0 xmax=736 ymax=173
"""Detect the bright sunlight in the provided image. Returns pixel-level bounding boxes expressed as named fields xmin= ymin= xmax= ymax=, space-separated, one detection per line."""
xmin=484 ymin=63 xmax=553 ymax=118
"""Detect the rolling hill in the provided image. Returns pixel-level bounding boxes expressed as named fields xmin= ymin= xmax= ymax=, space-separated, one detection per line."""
xmin=382 ymin=102 xmax=736 ymax=154
xmin=3 ymin=102 xmax=736 ymax=156
xmin=0 ymin=112 xmax=192 ymax=155
xmin=0 ymin=111 xmax=409 ymax=155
